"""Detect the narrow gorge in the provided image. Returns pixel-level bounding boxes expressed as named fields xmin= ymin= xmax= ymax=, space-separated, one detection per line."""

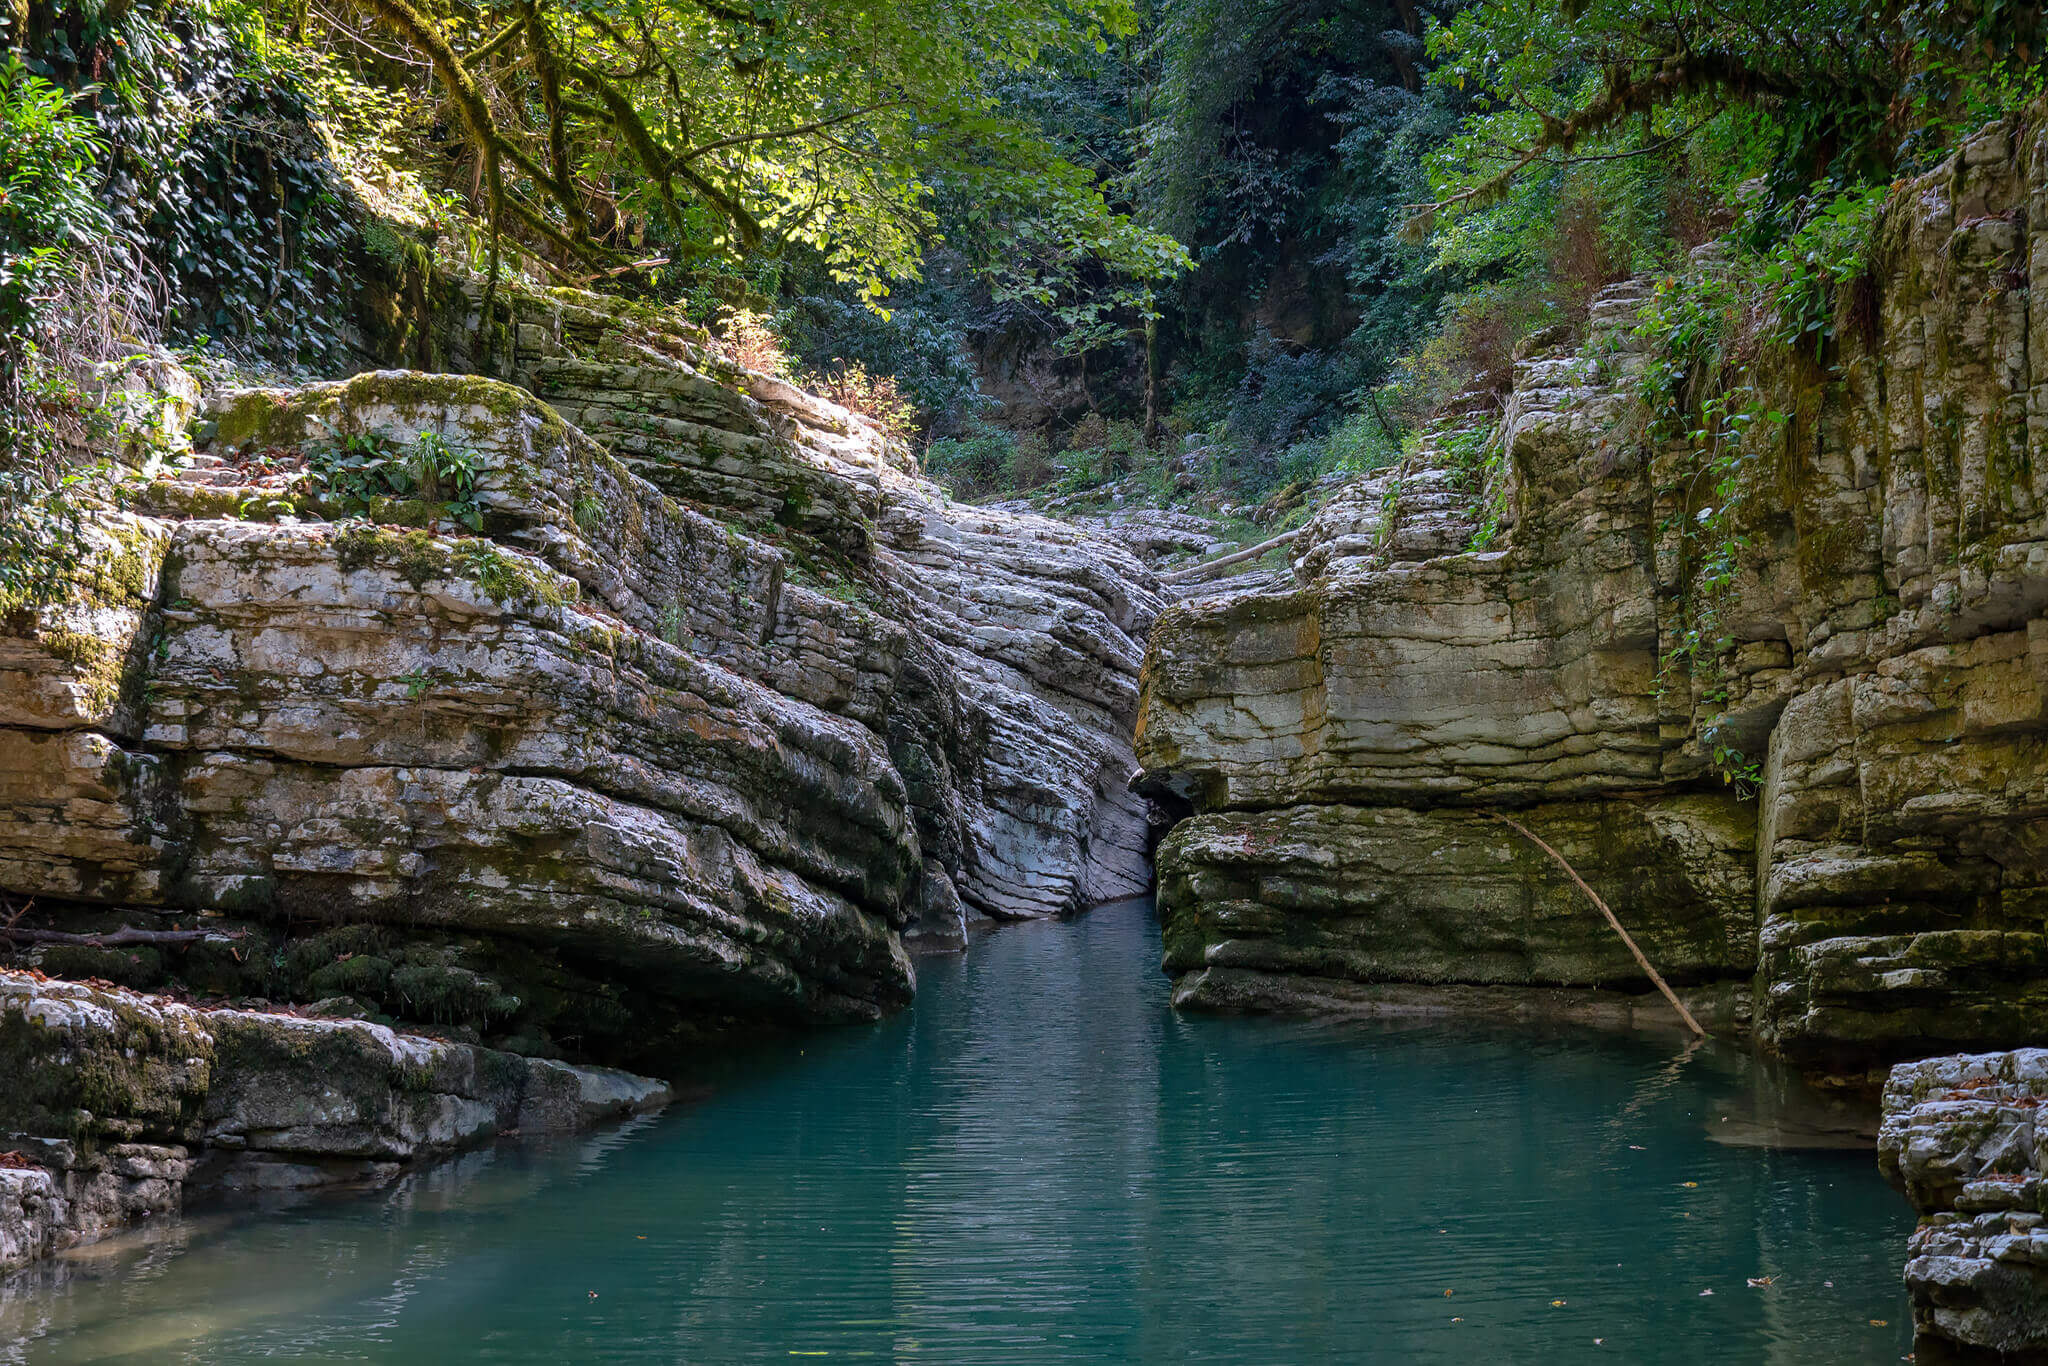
xmin=6 ymin=0 xmax=2048 ymax=1359
xmin=1136 ymin=111 xmax=2048 ymax=1358
xmin=2 ymin=267 xmax=1178 ymax=1258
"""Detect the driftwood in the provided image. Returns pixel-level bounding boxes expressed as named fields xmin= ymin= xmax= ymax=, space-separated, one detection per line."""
xmin=1162 ymin=527 xmax=1305 ymax=584
xmin=1490 ymin=811 xmax=1707 ymax=1037
xmin=0 ymin=925 xmax=241 ymax=949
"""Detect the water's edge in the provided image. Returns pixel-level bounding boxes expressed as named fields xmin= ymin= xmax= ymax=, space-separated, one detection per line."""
xmin=3 ymin=901 xmax=1913 ymax=1364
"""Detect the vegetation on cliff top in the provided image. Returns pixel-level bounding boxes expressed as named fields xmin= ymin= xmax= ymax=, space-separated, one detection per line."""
xmin=0 ymin=0 xmax=2042 ymax=545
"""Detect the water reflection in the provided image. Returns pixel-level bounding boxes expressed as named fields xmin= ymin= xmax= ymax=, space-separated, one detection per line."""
xmin=2 ymin=902 xmax=1911 ymax=1364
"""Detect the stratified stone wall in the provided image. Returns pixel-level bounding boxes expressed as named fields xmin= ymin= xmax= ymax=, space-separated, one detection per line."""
xmin=0 ymin=971 xmax=668 ymax=1273
xmin=1881 ymin=1050 xmax=2048 ymax=1363
xmin=0 ymin=282 xmax=1162 ymax=1068
xmin=1138 ymin=107 xmax=2048 ymax=1079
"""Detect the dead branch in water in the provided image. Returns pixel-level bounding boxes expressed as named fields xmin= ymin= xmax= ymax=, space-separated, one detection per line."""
xmin=1489 ymin=812 xmax=1706 ymax=1037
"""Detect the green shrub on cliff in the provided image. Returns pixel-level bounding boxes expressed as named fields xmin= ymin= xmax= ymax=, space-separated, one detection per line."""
xmin=0 ymin=56 xmax=124 ymax=611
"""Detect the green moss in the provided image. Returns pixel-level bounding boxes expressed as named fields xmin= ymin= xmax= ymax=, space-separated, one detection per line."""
xmin=360 ymin=220 xmax=411 ymax=273
xmin=333 ymin=523 xmax=396 ymax=574
xmin=209 ymin=390 xmax=302 ymax=452
xmin=449 ymin=539 xmax=578 ymax=607
xmin=38 ymin=626 xmax=124 ymax=715
xmin=778 ymin=480 xmax=815 ymax=522
xmin=369 ymin=498 xmax=443 ymax=529
xmin=38 ymin=946 xmax=165 ymax=988
xmin=307 ymin=954 xmax=395 ymax=999
xmin=389 ymin=959 xmax=521 ymax=1025
xmin=330 ymin=524 xmax=451 ymax=590
xmin=0 ymin=990 xmax=212 ymax=1145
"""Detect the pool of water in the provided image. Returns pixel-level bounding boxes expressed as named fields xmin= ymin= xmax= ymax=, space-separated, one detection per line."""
xmin=1 ymin=900 xmax=1913 ymax=1364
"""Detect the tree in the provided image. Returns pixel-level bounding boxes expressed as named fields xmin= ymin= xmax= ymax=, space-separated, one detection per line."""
xmin=328 ymin=0 xmax=1177 ymax=303
xmin=1411 ymin=0 xmax=2048 ymax=232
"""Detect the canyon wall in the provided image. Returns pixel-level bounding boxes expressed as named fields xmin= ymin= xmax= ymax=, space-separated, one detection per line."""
xmin=1138 ymin=111 xmax=2048 ymax=1083
xmin=0 ymin=282 xmax=1162 ymax=1074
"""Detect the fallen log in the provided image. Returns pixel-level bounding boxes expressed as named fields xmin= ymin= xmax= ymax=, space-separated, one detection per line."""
xmin=0 ymin=926 xmax=242 ymax=949
xmin=1161 ymin=526 xmax=1305 ymax=584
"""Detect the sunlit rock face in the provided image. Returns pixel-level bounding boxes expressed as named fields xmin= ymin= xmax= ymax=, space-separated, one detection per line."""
xmin=1139 ymin=111 xmax=2048 ymax=1079
xmin=0 ymin=288 xmax=1160 ymax=1068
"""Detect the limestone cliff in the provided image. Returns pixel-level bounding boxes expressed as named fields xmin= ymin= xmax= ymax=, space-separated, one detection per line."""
xmin=1137 ymin=111 xmax=2048 ymax=1082
xmin=1881 ymin=1048 xmax=2048 ymax=1362
xmin=0 ymin=281 xmax=1161 ymax=1072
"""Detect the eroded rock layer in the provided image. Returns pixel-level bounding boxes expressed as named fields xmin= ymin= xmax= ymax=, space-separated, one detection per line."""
xmin=0 ymin=970 xmax=668 ymax=1273
xmin=0 ymin=285 xmax=1161 ymax=1073
xmin=1882 ymin=1050 xmax=2048 ymax=1362
xmin=1137 ymin=111 xmax=2048 ymax=1078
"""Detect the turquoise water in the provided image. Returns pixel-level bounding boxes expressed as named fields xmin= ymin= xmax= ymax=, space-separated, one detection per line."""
xmin=3 ymin=900 xmax=1913 ymax=1363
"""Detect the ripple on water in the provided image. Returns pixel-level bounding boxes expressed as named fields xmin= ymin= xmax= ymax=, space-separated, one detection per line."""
xmin=0 ymin=900 xmax=1912 ymax=1364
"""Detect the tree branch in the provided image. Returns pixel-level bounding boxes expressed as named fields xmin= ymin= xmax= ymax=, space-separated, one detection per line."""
xmin=0 ymin=925 xmax=246 ymax=949
xmin=679 ymin=99 xmax=911 ymax=164
xmin=463 ymin=13 xmax=527 ymax=65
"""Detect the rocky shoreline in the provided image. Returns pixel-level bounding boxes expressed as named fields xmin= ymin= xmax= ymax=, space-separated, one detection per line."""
xmin=0 ymin=276 xmax=1177 ymax=1270
xmin=0 ymin=278 xmax=1166 ymax=1073
xmin=1882 ymin=1049 xmax=2048 ymax=1362
xmin=0 ymin=970 xmax=668 ymax=1274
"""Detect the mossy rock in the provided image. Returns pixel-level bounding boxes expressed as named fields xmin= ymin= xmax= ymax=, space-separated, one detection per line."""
xmin=306 ymin=954 xmax=396 ymax=1000
xmin=0 ymin=984 xmax=213 ymax=1144
xmin=389 ymin=957 xmax=521 ymax=1027
xmin=38 ymin=946 xmax=166 ymax=989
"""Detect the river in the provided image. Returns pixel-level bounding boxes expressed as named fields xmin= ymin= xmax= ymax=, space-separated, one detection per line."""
xmin=0 ymin=899 xmax=1913 ymax=1363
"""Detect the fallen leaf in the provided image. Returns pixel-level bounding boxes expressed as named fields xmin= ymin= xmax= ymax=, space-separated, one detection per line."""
xmin=1747 ymin=1276 xmax=1774 ymax=1287
xmin=1681 ymin=1181 xmax=1699 ymax=1188
xmin=1871 ymin=1320 xmax=1888 ymax=1327
xmin=1450 ymin=1317 xmax=1463 ymax=1323
xmin=1552 ymin=1300 xmax=1568 ymax=1307
xmin=1444 ymin=1289 xmax=1454 ymax=1297
xmin=1700 ymin=1289 xmax=1714 ymax=1297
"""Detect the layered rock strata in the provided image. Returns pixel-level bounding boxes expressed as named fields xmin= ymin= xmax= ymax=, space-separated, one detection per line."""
xmin=1882 ymin=1050 xmax=2048 ymax=1362
xmin=0 ymin=285 xmax=1160 ymax=1073
xmin=0 ymin=970 xmax=667 ymax=1272
xmin=1138 ymin=110 xmax=2048 ymax=1077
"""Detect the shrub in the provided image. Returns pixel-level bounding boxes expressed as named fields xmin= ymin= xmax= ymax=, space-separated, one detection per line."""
xmin=925 ymin=420 xmax=1019 ymax=501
